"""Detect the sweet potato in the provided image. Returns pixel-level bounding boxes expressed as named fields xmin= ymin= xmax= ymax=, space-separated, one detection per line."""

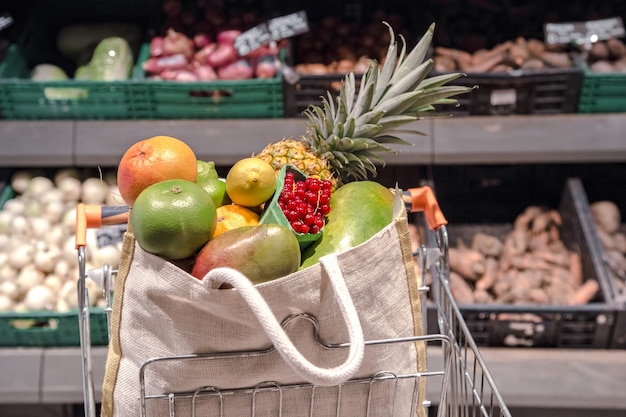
xmin=448 ymin=246 xmax=486 ymax=281
xmin=568 ymin=279 xmax=599 ymax=305
xmin=475 ymin=256 xmax=499 ymax=291
xmin=590 ymin=201 xmax=621 ymax=234
xmin=449 ymin=272 xmax=475 ymax=304
xmin=471 ymin=232 xmax=503 ymax=257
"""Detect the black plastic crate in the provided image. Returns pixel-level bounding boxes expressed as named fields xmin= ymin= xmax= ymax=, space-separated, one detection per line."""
xmin=283 ymin=73 xmax=363 ymax=117
xmin=572 ymin=166 xmax=626 ymax=348
xmin=432 ymin=67 xmax=583 ymax=116
xmin=426 ymin=168 xmax=617 ymax=349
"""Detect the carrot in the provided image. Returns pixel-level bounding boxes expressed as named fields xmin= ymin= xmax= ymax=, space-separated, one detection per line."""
xmin=510 ymin=253 xmax=552 ymax=271
xmin=568 ymin=279 xmax=600 ymax=305
xmin=448 ymin=247 xmax=486 ymax=281
xmin=507 ymin=37 xmax=529 ymax=67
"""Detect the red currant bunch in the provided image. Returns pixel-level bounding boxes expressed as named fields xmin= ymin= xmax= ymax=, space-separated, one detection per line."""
xmin=278 ymin=172 xmax=332 ymax=234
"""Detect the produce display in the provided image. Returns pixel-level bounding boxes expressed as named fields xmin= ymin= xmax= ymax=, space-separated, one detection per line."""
xmin=0 ymin=170 xmax=120 ymax=313
xmin=144 ymin=28 xmax=282 ymax=81
xmin=433 ymin=37 xmax=574 ymax=73
xmin=585 ymin=37 xmax=626 ymax=73
xmin=112 ymin=23 xmax=469 ymax=284
xmin=447 ymin=205 xmax=598 ymax=306
xmin=589 ymin=200 xmax=626 ymax=297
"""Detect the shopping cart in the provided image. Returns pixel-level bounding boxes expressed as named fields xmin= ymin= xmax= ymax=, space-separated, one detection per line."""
xmin=75 ymin=188 xmax=512 ymax=417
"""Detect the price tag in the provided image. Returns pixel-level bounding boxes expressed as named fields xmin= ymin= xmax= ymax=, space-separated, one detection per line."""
xmin=0 ymin=12 xmax=14 ymax=32
xmin=234 ymin=11 xmax=309 ymax=56
xmin=490 ymin=89 xmax=516 ymax=106
xmin=96 ymin=224 xmax=127 ymax=248
xmin=268 ymin=11 xmax=309 ymax=41
xmin=234 ymin=23 xmax=272 ymax=57
xmin=544 ymin=17 xmax=625 ymax=45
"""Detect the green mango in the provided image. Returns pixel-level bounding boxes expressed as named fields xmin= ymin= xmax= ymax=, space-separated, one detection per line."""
xmin=300 ymin=181 xmax=395 ymax=269
xmin=191 ymin=224 xmax=300 ymax=284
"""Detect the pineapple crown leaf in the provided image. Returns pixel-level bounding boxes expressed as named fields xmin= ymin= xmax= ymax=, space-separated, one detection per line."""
xmin=373 ymin=90 xmax=425 ymax=115
xmin=407 ymin=85 xmax=475 ymax=111
xmin=419 ymin=72 xmax=467 ymax=89
xmin=370 ymin=133 xmax=414 ymax=145
xmin=355 ymin=109 xmax=385 ymax=127
xmin=383 ymin=60 xmax=433 ymax=99
xmin=391 ymin=23 xmax=435 ymax=84
xmin=348 ymin=66 xmax=376 ymax=119
xmin=352 ymin=123 xmax=383 ymax=138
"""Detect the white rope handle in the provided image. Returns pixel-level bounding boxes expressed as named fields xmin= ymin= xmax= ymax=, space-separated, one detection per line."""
xmin=201 ymin=254 xmax=365 ymax=386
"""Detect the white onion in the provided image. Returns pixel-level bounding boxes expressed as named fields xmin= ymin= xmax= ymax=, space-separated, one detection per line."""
xmin=54 ymin=259 xmax=71 ymax=279
xmin=0 ymin=211 xmax=13 ymax=233
xmin=29 ymin=217 xmax=51 ymax=239
xmin=81 ymin=178 xmax=109 ymax=204
xmin=54 ymin=168 xmax=81 ymax=186
xmin=26 ymin=176 xmax=55 ymax=197
xmin=33 ymin=243 xmax=61 ymax=273
xmin=3 ymin=198 xmax=25 ymax=214
xmin=62 ymin=208 xmax=77 ymax=234
xmin=9 ymin=242 xmax=35 ymax=270
xmin=23 ymin=285 xmax=55 ymax=310
xmin=46 ymin=224 xmax=66 ymax=247
xmin=57 ymin=176 xmax=83 ymax=202
xmin=60 ymin=281 xmax=78 ymax=309
xmin=0 ymin=280 xmax=19 ymax=299
xmin=24 ymin=200 xmax=42 ymax=217
xmin=44 ymin=274 xmax=64 ymax=293
xmin=106 ymin=184 xmax=123 ymax=206
xmin=0 ymin=265 xmax=16 ymax=283
xmin=92 ymin=244 xmax=121 ymax=268
xmin=11 ymin=170 xmax=33 ymax=194
xmin=0 ymin=294 xmax=13 ymax=311
xmin=16 ymin=264 xmax=45 ymax=293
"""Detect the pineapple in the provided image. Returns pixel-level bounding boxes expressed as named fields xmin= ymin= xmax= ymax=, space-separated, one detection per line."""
xmin=256 ymin=23 xmax=472 ymax=188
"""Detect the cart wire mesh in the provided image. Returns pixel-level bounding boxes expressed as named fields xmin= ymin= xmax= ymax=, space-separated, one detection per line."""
xmin=75 ymin=202 xmax=512 ymax=417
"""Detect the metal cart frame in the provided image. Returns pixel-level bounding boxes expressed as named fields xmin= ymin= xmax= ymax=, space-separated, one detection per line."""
xmin=75 ymin=199 xmax=512 ymax=417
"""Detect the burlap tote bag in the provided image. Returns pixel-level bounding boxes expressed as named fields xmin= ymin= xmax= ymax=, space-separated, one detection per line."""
xmin=101 ymin=191 xmax=428 ymax=417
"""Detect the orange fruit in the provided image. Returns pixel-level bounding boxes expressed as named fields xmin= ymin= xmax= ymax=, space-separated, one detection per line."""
xmin=130 ymin=179 xmax=216 ymax=260
xmin=117 ymin=136 xmax=197 ymax=207
xmin=213 ymin=204 xmax=260 ymax=237
xmin=226 ymin=158 xmax=277 ymax=207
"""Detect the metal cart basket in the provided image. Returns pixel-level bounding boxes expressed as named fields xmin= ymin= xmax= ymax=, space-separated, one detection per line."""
xmin=75 ymin=193 xmax=512 ymax=417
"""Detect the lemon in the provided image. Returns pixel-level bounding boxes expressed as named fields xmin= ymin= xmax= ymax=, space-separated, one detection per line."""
xmin=130 ymin=179 xmax=217 ymax=260
xmin=226 ymin=158 xmax=277 ymax=207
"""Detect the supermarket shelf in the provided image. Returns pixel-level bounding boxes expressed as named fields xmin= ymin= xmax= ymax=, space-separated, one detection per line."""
xmin=1 ymin=114 xmax=625 ymax=167
xmin=0 ymin=346 xmax=625 ymax=409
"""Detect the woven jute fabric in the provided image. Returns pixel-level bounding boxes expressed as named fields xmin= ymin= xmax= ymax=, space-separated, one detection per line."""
xmin=101 ymin=204 xmax=426 ymax=417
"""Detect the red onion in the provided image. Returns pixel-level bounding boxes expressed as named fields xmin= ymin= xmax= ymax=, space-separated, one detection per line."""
xmin=216 ymin=30 xmax=242 ymax=45
xmin=193 ymin=43 xmax=218 ymax=65
xmin=163 ymin=28 xmax=195 ymax=59
xmin=206 ymin=43 xmax=238 ymax=68
xmin=143 ymin=54 xmax=188 ymax=74
xmin=150 ymin=36 xmax=165 ymax=57
xmin=255 ymin=55 xmax=279 ymax=79
xmin=217 ymin=59 xmax=253 ymax=80
xmin=193 ymin=63 xmax=218 ymax=81
xmin=193 ymin=34 xmax=212 ymax=49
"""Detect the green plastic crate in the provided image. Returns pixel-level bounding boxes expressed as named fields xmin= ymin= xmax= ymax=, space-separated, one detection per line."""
xmin=0 ymin=308 xmax=109 ymax=347
xmin=578 ymin=63 xmax=626 ymax=114
xmin=0 ymin=0 xmax=159 ymax=120
xmin=137 ymin=44 xmax=285 ymax=119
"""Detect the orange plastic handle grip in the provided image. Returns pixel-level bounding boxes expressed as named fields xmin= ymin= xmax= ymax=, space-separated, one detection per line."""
xmin=75 ymin=204 xmax=129 ymax=249
xmin=404 ymin=186 xmax=448 ymax=230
